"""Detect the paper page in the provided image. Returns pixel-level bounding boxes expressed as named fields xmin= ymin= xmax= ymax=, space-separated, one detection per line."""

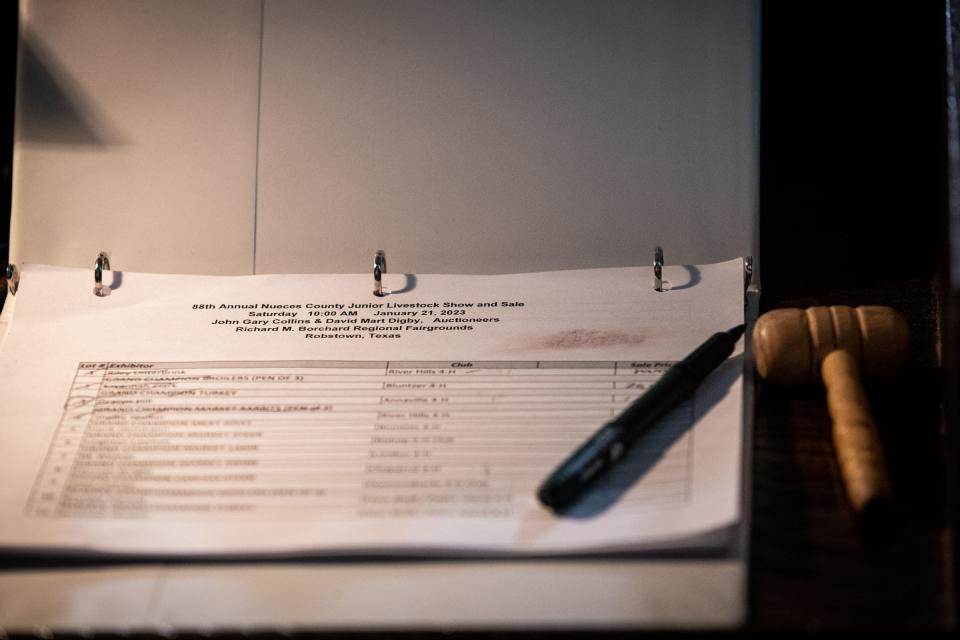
xmin=0 ymin=260 xmax=744 ymax=556
xmin=256 ymin=0 xmax=756 ymax=274
xmin=11 ymin=1 xmax=755 ymax=276
xmin=12 ymin=0 xmax=261 ymax=275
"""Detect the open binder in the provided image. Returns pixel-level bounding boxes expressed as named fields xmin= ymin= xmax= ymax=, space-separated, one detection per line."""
xmin=1 ymin=0 xmax=758 ymax=630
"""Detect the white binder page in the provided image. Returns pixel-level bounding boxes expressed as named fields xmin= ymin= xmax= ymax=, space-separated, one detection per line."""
xmin=256 ymin=0 xmax=756 ymax=274
xmin=0 ymin=260 xmax=744 ymax=556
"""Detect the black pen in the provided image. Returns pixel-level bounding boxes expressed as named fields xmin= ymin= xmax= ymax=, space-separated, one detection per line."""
xmin=537 ymin=324 xmax=746 ymax=510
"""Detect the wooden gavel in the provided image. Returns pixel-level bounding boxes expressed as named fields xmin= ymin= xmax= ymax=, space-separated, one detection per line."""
xmin=752 ymin=306 xmax=910 ymax=517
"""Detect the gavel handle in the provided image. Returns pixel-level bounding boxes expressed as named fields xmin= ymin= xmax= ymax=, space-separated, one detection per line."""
xmin=821 ymin=350 xmax=891 ymax=514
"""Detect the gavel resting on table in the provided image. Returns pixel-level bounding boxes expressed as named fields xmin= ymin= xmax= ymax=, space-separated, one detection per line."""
xmin=752 ymin=305 xmax=910 ymax=522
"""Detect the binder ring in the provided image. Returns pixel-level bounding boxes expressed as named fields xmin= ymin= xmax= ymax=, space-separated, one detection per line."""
xmin=5 ymin=264 xmax=19 ymax=296
xmin=654 ymin=246 xmax=664 ymax=292
xmin=94 ymin=252 xmax=111 ymax=297
xmin=373 ymin=250 xmax=387 ymax=297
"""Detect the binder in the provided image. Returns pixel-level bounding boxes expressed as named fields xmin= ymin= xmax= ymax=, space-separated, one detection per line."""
xmin=1 ymin=0 xmax=759 ymax=631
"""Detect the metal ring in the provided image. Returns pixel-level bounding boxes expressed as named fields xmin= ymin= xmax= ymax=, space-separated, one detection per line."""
xmin=373 ymin=250 xmax=387 ymax=297
xmin=94 ymin=252 xmax=111 ymax=297
xmin=5 ymin=264 xmax=19 ymax=296
xmin=653 ymin=246 xmax=663 ymax=292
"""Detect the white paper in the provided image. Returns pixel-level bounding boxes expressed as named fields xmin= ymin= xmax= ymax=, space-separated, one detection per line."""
xmin=0 ymin=260 xmax=744 ymax=556
xmin=255 ymin=0 xmax=756 ymax=274
xmin=12 ymin=0 xmax=756 ymax=276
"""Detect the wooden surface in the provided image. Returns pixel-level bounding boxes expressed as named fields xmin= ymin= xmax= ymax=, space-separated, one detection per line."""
xmin=752 ymin=2 xmax=951 ymax=628
xmin=748 ymin=278 xmax=952 ymax=630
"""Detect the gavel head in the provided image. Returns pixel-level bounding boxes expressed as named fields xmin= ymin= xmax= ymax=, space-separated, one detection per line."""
xmin=753 ymin=305 xmax=910 ymax=386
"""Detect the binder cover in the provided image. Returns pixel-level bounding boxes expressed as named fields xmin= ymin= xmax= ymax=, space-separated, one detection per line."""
xmin=2 ymin=0 xmax=758 ymax=631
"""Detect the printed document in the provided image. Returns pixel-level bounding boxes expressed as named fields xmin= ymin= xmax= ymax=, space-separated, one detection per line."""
xmin=0 ymin=260 xmax=745 ymax=556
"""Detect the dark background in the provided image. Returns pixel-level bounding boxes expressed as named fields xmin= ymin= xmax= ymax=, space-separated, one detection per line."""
xmin=759 ymin=1 xmax=945 ymax=296
xmin=1 ymin=2 xmax=16 ymax=273
xmin=0 ymin=0 xmax=953 ymax=631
